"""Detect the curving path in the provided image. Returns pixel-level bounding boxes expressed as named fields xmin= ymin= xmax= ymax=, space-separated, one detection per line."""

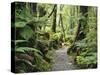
xmin=51 ymin=47 xmax=77 ymax=71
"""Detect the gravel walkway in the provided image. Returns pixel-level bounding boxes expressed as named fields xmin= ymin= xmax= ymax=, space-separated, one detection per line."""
xmin=51 ymin=47 xmax=77 ymax=71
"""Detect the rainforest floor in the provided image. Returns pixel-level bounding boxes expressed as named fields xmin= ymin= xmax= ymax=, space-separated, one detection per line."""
xmin=51 ymin=46 xmax=78 ymax=71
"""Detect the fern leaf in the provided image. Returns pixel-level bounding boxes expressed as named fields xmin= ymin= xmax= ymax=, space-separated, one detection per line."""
xmin=15 ymin=22 xmax=26 ymax=28
xmin=20 ymin=26 xmax=33 ymax=40
xmin=16 ymin=47 xmax=42 ymax=55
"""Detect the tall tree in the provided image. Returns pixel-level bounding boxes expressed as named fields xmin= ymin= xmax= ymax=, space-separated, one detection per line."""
xmin=74 ymin=6 xmax=88 ymax=41
xmin=52 ymin=5 xmax=57 ymax=32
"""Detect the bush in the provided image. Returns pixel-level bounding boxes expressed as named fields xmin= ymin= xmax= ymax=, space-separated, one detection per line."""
xmin=76 ymin=52 xmax=97 ymax=68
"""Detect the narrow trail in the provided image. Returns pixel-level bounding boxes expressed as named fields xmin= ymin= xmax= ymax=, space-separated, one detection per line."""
xmin=51 ymin=46 xmax=77 ymax=71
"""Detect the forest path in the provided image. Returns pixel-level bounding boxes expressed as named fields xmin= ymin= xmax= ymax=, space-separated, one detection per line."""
xmin=51 ymin=46 xmax=77 ymax=71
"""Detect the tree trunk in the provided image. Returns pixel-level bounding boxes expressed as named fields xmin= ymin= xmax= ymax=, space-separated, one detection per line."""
xmin=60 ymin=14 xmax=65 ymax=40
xmin=74 ymin=6 xmax=88 ymax=42
xmin=52 ymin=5 xmax=57 ymax=32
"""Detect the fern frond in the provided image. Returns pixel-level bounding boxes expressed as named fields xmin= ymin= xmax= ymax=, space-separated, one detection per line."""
xmin=16 ymin=47 xmax=43 ymax=55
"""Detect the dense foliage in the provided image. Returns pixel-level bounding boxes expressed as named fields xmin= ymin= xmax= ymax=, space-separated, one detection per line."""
xmin=11 ymin=2 xmax=97 ymax=73
xmin=67 ymin=7 xmax=97 ymax=68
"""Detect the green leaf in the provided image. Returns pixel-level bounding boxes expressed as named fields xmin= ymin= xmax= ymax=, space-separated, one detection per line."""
xmin=20 ymin=26 xmax=33 ymax=40
xmin=16 ymin=47 xmax=42 ymax=55
xmin=16 ymin=59 xmax=36 ymax=69
xmin=15 ymin=40 xmax=28 ymax=45
xmin=15 ymin=22 xmax=26 ymax=28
